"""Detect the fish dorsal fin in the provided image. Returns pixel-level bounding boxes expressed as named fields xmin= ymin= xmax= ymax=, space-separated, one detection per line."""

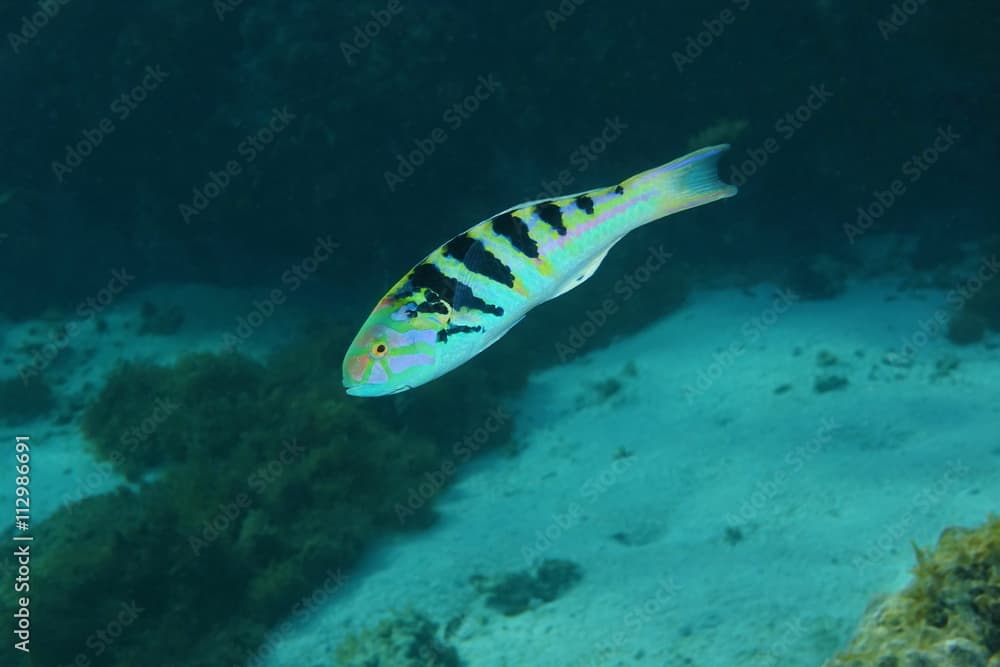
xmin=549 ymin=238 xmax=622 ymax=300
xmin=485 ymin=187 xmax=602 ymax=224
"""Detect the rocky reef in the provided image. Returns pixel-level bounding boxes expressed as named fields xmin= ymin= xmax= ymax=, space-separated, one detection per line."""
xmin=825 ymin=516 xmax=1000 ymax=667
xmin=5 ymin=0 xmax=996 ymax=337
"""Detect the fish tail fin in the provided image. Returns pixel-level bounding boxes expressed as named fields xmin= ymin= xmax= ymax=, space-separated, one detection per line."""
xmin=624 ymin=144 xmax=737 ymax=226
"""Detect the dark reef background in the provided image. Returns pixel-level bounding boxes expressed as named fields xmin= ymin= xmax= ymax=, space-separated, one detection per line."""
xmin=2 ymin=0 xmax=997 ymax=322
xmin=1 ymin=1 xmax=999 ymax=666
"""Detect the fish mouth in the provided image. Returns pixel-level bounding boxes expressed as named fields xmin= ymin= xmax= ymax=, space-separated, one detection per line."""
xmin=344 ymin=383 xmax=413 ymax=397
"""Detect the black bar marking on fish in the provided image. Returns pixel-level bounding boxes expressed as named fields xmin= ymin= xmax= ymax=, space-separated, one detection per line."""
xmin=535 ymin=202 xmax=567 ymax=236
xmin=491 ymin=212 xmax=540 ymax=259
xmin=416 ymin=299 xmax=449 ymax=315
xmin=614 ymin=185 xmax=624 ymax=195
xmin=575 ymin=195 xmax=595 ymax=215
xmin=436 ymin=324 xmax=483 ymax=343
xmin=444 ymin=233 xmax=516 ymax=287
xmin=408 ymin=263 xmax=504 ymax=316
xmin=444 ymin=234 xmax=477 ymax=261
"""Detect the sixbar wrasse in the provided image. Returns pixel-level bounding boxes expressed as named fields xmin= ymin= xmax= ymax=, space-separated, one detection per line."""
xmin=343 ymin=144 xmax=737 ymax=396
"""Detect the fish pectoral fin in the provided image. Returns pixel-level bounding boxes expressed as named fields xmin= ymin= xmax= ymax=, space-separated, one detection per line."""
xmin=549 ymin=240 xmax=621 ymax=300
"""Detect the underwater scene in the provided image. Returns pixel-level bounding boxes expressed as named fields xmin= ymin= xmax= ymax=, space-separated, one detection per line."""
xmin=1 ymin=1 xmax=999 ymax=665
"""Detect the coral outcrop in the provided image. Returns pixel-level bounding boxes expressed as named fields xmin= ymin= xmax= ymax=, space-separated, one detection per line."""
xmin=825 ymin=516 xmax=1000 ymax=667
xmin=333 ymin=610 xmax=461 ymax=667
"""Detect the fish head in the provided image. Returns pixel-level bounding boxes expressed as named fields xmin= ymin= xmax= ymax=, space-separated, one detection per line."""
xmin=342 ymin=296 xmax=446 ymax=397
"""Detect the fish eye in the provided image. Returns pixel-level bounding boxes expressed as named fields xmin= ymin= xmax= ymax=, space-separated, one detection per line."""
xmin=371 ymin=342 xmax=388 ymax=358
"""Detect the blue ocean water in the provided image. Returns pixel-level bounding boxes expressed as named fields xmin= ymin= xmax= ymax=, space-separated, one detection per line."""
xmin=1 ymin=2 xmax=998 ymax=666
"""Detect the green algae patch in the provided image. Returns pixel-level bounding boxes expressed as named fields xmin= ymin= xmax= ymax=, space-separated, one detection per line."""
xmin=17 ymin=486 xmax=265 ymax=667
xmin=471 ymin=558 xmax=584 ymax=617
xmin=19 ymin=322 xmax=515 ymax=667
xmin=825 ymin=516 xmax=1000 ymax=667
xmin=80 ymin=353 xmax=263 ymax=479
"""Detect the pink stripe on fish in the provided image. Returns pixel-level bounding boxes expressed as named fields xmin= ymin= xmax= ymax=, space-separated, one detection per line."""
xmin=540 ymin=190 xmax=655 ymax=254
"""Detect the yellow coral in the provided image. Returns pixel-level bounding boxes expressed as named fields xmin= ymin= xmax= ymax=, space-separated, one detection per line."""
xmin=825 ymin=515 xmax=1000 ymax=666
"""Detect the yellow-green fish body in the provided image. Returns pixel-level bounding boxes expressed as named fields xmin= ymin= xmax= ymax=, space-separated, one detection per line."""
xmin=343 ymin=145 xmax=737 ymax=396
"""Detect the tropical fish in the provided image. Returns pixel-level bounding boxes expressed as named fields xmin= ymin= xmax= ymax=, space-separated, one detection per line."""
xmin=343 ymin=144 xmax=737 ymax=396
